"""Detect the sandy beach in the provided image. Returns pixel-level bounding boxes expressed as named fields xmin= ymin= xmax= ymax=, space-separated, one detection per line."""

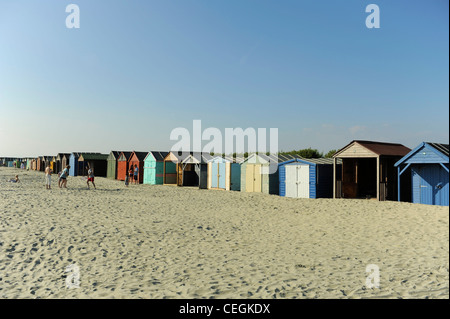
xmin=0 ymin=166 xmax=448 ymax=299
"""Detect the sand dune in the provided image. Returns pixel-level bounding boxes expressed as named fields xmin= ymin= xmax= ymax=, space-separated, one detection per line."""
xmin=0 ymin=167 xmax=448 ymax=299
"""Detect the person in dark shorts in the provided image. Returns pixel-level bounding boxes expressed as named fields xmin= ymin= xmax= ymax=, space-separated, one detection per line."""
xmin=59 ymin=165 xmax=70 ymax=188
xmin=133 ymin=164 xmax=139 ymax=184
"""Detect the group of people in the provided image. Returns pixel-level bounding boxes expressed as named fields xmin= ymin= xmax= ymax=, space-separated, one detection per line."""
xmin=9 ymin=164 xmax=140 ymax=188
xmin=42 ymin=164 xmax=96 ymax=189
xmin=125 ymin=164 xmax=139 ymax=186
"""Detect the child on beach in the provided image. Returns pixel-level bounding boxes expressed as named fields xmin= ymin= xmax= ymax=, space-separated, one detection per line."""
xmin=59 ymin=165 xmax=70 ymax=188
xmin=7 ymin=175 xmax=20 ymax=183
xmin=45 ymin=165 xmax=52 ymax=189
xmin=87 ymin=166 xmax=96 ymax=189
xmin=125 ymin=172 xmax=129 ymax=187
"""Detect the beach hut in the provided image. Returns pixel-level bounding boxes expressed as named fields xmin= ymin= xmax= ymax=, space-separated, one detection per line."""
xmin=332 ymin=140 xmax=411 ymax=201
xmin=126 ymin=151 xmax=148 ymax=184
xmin=394 ymin=142 xmax=449 ymax=206
xmin=181 ymin=152 xmax=212 ymax=189
xmin=143 ymin=151 xmax=169 ymax=185
xmin=163 ymin=152 xmax=183 ymax=185
xmin=56 ymin=153 xmax=71 ymax=174
xmin=207 ymin=156 xmax=243 ymax=191
xmin=278 ymin=157 xmax=342 ymax=199
xmin=43 ymin=156 xmax=53 ymax=171
xmin=107 ymin=151 xmax=120 ymax=179
xmin=117 ymin=152 xmax=133 ymax=181
xmin=240 ymin=154 xmax=295 ymax=194
xmin=36 ymin=156 xmax=44 ymax=171
xmin=69 ymin=153 xmax=86 ymax=176
xmin=78 ymin=153 xmax=109 ymax=177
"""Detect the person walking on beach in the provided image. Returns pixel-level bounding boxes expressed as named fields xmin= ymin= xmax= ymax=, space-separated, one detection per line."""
xmin=133 ymin=164 xmax=139 ymax=184
xmin=45 ymin=165 xmax=52 ymax=189
xmin=59 ymin=165 xmax=70 ymax=188
xmin=87 ymin=165 xmax=96 ymax=189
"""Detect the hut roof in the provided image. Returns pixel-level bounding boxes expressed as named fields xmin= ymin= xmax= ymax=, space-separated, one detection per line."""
xmin=395 ymin=142 xmax=449 ymax=167
xmin=130 ymin=151 xmax=149 ymax=162
xmin=182 ymin=152 xmax=213 ymax=164
xmin=79 ymin=153 xmax=109 ymax=161
xmin=146 ymin=151 xmax=170 ymax=162
xmin=118 ymin=152 xmax=133 ymax=161
xmin=279 ymin=157 xmax=342 ymax=165
xmin=334 ymin=140 xmax=411 ymax=158
xmin=427 ymin=142 xmax=449 ymax=157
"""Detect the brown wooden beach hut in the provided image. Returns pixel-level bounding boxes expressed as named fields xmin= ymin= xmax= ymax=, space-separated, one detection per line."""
xmin=117 ymin=151 xmax=133 ymax=181
xmin=332 ymin=140 xmax=411 ymax=201
xmin=163 ymin=151 xmax=186 ymax=186
xmin=128 ymin=151 xmax=148 ymax=184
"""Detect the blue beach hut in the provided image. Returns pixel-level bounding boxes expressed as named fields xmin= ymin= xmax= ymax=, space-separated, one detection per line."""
xmin=278 ymin=158 xmax=341 ymax=198
xmin=395 ymin=142 xmax=449 ymax=206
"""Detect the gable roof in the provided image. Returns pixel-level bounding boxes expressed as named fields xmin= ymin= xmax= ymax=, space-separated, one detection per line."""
xmin=181 ymin=152 xmax=213 ymax=164
xmin=108 ymin=151 xmax=120 ymax=159
xmin=118 ymin=151 xmax=133 ymax=161
xmin=334 ymin=140 xmax=411 ymax=158
xmin=395 ymin=142 xmax=449 ymax=167
xmin=129 ymin=151 xmax=149 ymax=162
xmin=427 ymin=142 xmax=449 ymax=157
xmin=145 ymin=151 xmax=170 ymax=162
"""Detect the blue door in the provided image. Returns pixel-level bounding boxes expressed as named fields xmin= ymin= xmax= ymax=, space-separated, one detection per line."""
xmin=436 ymin=165 xmax=449 ymax=206
xmin=230 ymin=163 xmax=241 ymax=191
xmin=211 ymin=162 xmax=219 ymax=188
xmin=412 ymin=165 xmax=449 ymax=206
xmin=218 ymin=163 xmax=226 ymax=189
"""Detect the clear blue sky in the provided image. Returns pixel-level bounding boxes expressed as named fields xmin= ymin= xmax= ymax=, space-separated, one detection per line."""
xmin=0 ymin=0 xmax=448 ymax=157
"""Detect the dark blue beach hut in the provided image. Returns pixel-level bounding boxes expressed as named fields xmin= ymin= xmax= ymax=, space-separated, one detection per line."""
xmin=395 ymin=142 xmax=449 ymax=206
xmin=279 ymin=158 xmax=341 ymax=198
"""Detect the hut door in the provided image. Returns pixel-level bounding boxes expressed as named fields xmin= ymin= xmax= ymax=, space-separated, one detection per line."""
xmin=218 ymin=163 xmax=226 ymax=189
xmin=286 ymin=165 xmax=309 ymax=198
xmin=177 ymin=164 xmax=183 ymax=186
xmin=297 ymin=165 xmax=310 ymax=198
xmin=212 ymin=162 xmax=219 ymax=188
xmin=144 ymin=162 xmax=156 ymax=184
xmin=230 ymin=163 xmax=241 ymax=191
xmin=246 ymin=164 xmax=261 ymax=192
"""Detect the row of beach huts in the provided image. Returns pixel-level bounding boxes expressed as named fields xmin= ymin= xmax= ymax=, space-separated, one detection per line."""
xmin=1 ymin=140 xmax=449 ymax=206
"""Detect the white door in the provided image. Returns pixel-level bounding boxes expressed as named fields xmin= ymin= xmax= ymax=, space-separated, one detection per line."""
xmin=285 ymin=165 xmax=297 ymax=198
xmin=286 ymin=165 xmax=310 ymax=198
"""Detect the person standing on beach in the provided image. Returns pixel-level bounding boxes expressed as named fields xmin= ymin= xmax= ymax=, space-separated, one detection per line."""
xmin=125 ymin=172 xmax=129 ymax=187
xmin=87 ymin=165 xmax=96 ymax=189
xmin=129 ymin=166 xmax=133 ymax=184
xmin=45 ymin=165 xmax=52 ymax=189
xmin=59 ymin=165 xmax=70 ymax=188
xmin=133 ymin=164 xmax=139 ymax=184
